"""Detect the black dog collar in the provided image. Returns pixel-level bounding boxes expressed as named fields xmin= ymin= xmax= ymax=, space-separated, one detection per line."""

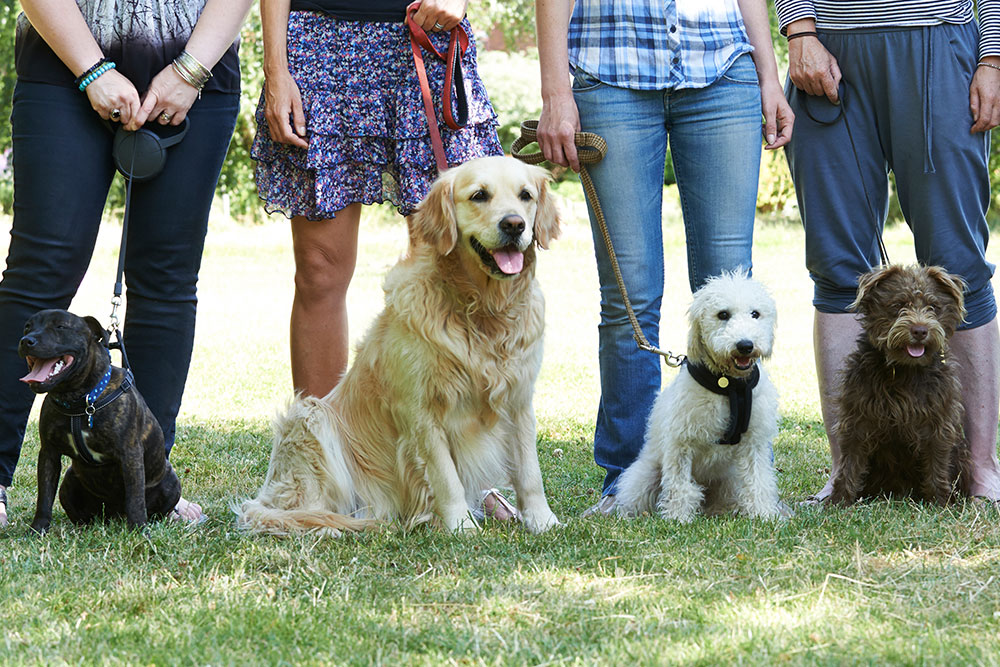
xmin=683 ymin=360 xmax=760 ymax=445
xmin=48 ymin=368 xmax=135 ymax=466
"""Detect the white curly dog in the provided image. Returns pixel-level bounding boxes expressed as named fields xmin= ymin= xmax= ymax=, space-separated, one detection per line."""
xmin=615 ymin=271 xmax=781 ymax=522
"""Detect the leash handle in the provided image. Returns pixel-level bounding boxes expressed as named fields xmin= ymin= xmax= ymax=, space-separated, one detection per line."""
xmin=512 ymin=120 xmax=685 ymax=368
xmin=406 ymin=3 xmax=469 ymax=173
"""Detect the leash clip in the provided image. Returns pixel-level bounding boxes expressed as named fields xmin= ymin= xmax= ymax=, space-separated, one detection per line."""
xmin=108 ymin=295 xmax=122 ymax=334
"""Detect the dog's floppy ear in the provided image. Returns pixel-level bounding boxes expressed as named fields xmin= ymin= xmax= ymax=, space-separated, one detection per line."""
xmin=685 ymin=295 xmax=711 ymax=365
xmin=925 ymin=264 xmax=967 ymax=323
xmin=83 ymin=316 xmax=110 ymax=347
xmin=531 ymin=165 xmax=561 ymax=249
xmin=850 ymin=264 xmax=901 ymax=315
xmin=410 ymin=169 xmax=458 ymax=255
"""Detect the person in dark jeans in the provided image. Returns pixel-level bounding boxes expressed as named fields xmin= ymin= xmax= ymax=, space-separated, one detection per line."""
xmin=0 ymin=0 xmax=252 ymax=526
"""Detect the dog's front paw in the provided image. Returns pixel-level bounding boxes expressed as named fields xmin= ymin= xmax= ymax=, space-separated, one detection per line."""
xmin=29 ymin=519 xmax=50 ymax=535
xmin=521 ymin=508 xmax=561 ymax=534
xmin=447 ymin=512 xmax=482 ymax=534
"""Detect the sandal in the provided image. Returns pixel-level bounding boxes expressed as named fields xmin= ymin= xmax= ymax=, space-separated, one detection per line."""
xmin=0 ymin=486 xmax=7 ymax=527
xmin=471 ymin=489 xmax=519 ymax=522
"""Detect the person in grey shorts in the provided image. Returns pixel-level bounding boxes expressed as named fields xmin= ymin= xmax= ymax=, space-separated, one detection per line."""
xmin=777 ymin=0 xmax=1000 ymax=503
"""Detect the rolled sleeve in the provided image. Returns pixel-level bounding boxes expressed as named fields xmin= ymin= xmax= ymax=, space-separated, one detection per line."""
xmin=774 ymin=0 xmax=817 ymax=36
xmin=980 ymin=0 xmax=1000 ymax=58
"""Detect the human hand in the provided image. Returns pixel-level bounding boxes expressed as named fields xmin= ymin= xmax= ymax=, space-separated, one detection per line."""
xmin=970 ymin=60 xmax=1000 ymax=133
xmin=760 ymin=79 xmax=794 ymax=149
xmin=131 ymin=64 xmax=200 ymax=131
xmin=788 ymin=35 xmax=841 ymax=104
xmin=85 ymin=69 xmax=141 ymax=126
xmin=537 ymin=91 xmax=581 ymax=172
xmin=263 ymin=69 xmax=308 ymax=148
xmin=408 ymin=0 xmax=468 ymax=33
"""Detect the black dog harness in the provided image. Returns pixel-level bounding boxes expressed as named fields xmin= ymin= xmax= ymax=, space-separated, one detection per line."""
xmin=683 ymin=360 xmax=760 ymax=445
xmin=49 ymin=367 xmax=135 ymax=466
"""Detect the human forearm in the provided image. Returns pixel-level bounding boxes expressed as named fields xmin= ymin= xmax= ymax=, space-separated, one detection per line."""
xmin=19 ymin=0 xmax=105 ymax=76
xmin=536 ymin=0 xmax=573 ymax=102
xmin=262 ymin=0 xmax=293 ymax=78
xmin=184 ymin=0 xmax=253 ymax=69
xmin=535 ymin=0 xmax=579 ymax=169
xmin=737 ymin=0 xmax=780 ymax=86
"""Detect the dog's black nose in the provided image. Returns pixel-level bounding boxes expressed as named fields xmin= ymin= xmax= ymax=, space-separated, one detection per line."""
xmin=736 ymin=339 xmax=754 ymax=355
xmin=499 ymin=215 xmax=526 ymax=238
xmin=911 ymin=325 xmax=928 ymax=341
xmin=20 ymin=335 xmax=36 ymax=349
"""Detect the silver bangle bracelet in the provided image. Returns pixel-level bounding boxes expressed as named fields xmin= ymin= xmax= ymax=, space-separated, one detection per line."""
xmin=977 ymin=61 xmax=1000 ymax=73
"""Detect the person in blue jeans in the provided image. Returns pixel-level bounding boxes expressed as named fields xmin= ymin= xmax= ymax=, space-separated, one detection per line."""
xmin=536 ymin=0 xmax=793 ymax=515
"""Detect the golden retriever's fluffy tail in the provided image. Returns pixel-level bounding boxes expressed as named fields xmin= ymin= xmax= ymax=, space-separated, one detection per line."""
xmin=234 ymin=394 xmax=379 ymax=536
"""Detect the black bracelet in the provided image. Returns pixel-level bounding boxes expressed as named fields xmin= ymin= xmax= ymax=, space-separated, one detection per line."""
xmin=787 ymin=31 xmax=819 ymax=42
xmin=73 ymin=58 xmax=108 ymax=89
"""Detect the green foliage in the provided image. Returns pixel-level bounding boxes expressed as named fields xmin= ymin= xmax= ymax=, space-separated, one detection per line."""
xmin=467 ymin=0 xmax=536 ymax=50
xmin=220 ymin=7 xmax=267 ymax=223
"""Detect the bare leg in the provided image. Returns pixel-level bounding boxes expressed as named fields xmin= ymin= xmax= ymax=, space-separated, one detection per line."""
xmin=951 ymin=318 xmax=1000 ymax=500
xmin=290 ymin=205 xmax=362 ymax=398
xmin=811 ymin=311 xmax=863 ymax=501
xmin=0 ymin=484 xmax=7 ymax=527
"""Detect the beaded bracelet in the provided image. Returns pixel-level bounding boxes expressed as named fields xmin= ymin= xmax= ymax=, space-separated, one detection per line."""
xmin=978 ymin=61 xmax=1000 ymax=73
xmin=77 ymin=61 xmax=116 ymax=92
xmin=172 ymin=50 xmax=212 ymax=94
xmin=74 ymin=58 xmax=108 ymax=89
xmin=787 ymin=31 xmax=819 ymax=42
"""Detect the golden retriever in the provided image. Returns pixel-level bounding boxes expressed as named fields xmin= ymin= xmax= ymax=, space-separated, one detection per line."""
xmin=237 ymin=156 xmax=562 ymax=535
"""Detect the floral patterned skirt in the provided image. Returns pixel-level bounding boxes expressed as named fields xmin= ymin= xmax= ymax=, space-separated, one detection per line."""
xmin=252 ymin=11 xmax=503 ymax=219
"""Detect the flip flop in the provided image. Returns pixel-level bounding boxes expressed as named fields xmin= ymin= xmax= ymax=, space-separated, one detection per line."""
xmin=471 ymin=489 xmax=519 ymax=522
xmin=0 ymin=486 xmax=7 ymax=528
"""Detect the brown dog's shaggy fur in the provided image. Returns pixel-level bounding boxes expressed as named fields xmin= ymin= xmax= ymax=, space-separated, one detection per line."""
xmin=236 ymin=156 xmax=562 ymax=535
xmin=829 ymin=264 xmax=970 ymax=506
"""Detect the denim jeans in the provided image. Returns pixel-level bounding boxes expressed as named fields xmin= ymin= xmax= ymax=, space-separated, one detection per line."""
xmin=0 ymin=81 xmax=239 ymax=487
xmin=572 ymin=53 xmax=763 ymax=495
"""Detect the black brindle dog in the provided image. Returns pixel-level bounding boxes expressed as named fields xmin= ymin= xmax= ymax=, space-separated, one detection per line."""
xmin=19 ymin=309 xmax=180 ymax=532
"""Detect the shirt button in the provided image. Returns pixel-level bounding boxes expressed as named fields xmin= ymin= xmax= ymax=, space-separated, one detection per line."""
xmin=672 ymin=57 xmax=680 ymax=64
xmin=670 ymin=25 xmax=677 ymax=33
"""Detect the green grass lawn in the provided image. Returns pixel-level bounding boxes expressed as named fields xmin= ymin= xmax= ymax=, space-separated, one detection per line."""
xmin=1 ymin=186 xmax=999 ymax=665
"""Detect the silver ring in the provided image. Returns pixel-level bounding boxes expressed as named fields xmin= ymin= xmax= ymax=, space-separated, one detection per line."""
xmin=110 ymin=108 xmax=121 ymax=121
xmin=434 ymin=22 xmax=444 ymax=30
xmin=159 ymin=111 xmax=172 ymax=123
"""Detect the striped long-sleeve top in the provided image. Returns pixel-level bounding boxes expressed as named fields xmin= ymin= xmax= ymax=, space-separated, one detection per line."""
xmin=773 ymin=0 xmax=1000 ymax=58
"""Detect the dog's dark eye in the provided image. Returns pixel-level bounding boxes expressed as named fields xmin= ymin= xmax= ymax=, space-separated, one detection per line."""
xmin=717 ymin=311 xmax=730 ymax=321
xmin=470 ymin=189 xmax=489 ymax=202
xmin=751 ymin=310 xmax=760 ymax=319
xmin=519 ymin=189 xmax=533 ymax=202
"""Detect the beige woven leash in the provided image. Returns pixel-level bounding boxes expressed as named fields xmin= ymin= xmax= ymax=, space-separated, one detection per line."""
xmin=511 ymin=120 xmax=684 ymax=367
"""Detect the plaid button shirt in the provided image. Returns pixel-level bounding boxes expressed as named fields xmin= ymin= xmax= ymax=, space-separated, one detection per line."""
xmin=568 ymin=0 xmax=753 ymax=90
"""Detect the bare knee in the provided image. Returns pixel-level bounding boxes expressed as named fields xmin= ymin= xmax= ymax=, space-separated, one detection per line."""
xmin=293 ymin=243 xmax=356 ymax=302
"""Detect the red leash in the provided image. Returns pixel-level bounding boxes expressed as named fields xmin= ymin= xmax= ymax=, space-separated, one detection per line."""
xmin=406 ymin=3 xmax=469 ymax=172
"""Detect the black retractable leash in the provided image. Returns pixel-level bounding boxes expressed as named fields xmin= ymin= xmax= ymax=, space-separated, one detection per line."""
xmin=104 ymin=118 xmax=190 ymax=368
xmin=801 ymin=82 xmax=891 ymax=266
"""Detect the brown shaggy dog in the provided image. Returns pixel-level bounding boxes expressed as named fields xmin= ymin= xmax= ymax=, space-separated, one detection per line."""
xmin=236 ymin=156 xmax=562 ymax=535
xmin=829 ymin=264 xmax=970 ymax=506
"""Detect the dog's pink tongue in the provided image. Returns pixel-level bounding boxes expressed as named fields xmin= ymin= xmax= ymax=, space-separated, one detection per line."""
xmin=20 ymin=357 xmax=60 ymax=384
xmin=492 ymin=249 xmax=524 ymax=275
xmin=907 ymin=344 xmax=926 ymax=358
